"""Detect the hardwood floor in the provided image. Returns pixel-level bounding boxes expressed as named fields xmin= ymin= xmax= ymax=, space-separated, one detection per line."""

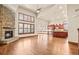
xmin=0 ymin=34 xmax=78 ymax=55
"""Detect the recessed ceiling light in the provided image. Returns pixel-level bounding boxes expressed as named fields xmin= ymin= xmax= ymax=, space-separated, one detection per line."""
xmin=36 ymin=10 xmax=40 ymax=13
xmin=36 ymin=8 xmax=41 ymax=13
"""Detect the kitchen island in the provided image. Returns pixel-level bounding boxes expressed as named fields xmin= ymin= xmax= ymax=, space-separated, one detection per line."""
xmin=53 ymin=30 xmax=68 ymax=38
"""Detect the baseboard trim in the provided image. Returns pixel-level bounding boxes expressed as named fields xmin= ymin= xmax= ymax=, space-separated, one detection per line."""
xmin=68 ymin=41 xmax=78 ymax=46
xmin=19 ymin=34 xmax=38 ymax=38
xmin=19 ymin=35 xmax=38 ymax=39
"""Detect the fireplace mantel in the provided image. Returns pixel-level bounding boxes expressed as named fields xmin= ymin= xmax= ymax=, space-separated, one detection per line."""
xmin=3 ymin=27 xmax=15 ymax=29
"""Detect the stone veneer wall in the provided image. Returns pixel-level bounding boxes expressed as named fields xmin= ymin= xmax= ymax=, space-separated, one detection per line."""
xmin=0 ymin=5 xmax=15 ymax=43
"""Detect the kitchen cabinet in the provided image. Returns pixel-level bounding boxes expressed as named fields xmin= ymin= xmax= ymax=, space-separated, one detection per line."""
xmin=53 ymin=31 xmax=68 ymax=38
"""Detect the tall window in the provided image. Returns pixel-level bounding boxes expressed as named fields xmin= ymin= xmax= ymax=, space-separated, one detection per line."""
xmin=18 ymin=23 xmax=24 ymax=34
xmin=18 ymin=13 xmax=34 ymax=34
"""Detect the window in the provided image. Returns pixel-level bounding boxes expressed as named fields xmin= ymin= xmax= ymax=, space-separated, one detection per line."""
xmin=30 ymin=24 xmax=34 ymax=33
xmin=18 ymin=23 xmax=24 ymax=34
xmin=18 ymin=13 xmax=34 ymax=34
xmin=18 ymin=13 xmax=23 ymax=20
xmin=18 ymin=23 xmax=34 ymax=34
xmin=31 ymin=16 xmax=34 ymax=22
xmin=24 ymin=15 xmax=28 ymax=21
xmin=18 ymin=13 xmax=34 ymax=22
xmin=27 ymin=24 xmax=30 ymax=33
xmin=24 ymin=24 xmax=28 ymax=33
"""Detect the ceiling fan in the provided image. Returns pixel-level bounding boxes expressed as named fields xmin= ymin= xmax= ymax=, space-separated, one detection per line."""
xmin=36 ymin=8 xmax=41 ymax=14
xmin=35 ymin=4 xmax=54 ymax=14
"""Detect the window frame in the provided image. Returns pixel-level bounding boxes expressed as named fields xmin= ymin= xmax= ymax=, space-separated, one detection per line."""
xmin=18 ymin=13 xmax=34 ymax=22
xmin=18 ymin=12 xmax=35 ymax=34
xmin=18 ymin=23 xmax=34 ymax=34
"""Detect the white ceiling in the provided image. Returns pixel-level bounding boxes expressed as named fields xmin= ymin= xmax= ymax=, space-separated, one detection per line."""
xmin=4 ymin=4 xmax=79 ymax=24
xmin=22 ymin=4 xmax=54 ymax=12
xmin=67 ymin=4 xmax=79 ymax=18
xmin=38 ymin=4 xmax=67 ymax=21
xmin=21 ymin=4 xmax=67 ymax=22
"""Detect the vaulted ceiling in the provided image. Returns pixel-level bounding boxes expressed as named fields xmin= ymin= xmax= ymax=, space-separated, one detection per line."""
xmin=21 ymin=4 xmax=67 ymax=23
xmin=23 ymin=4 xmax=79 ymax=23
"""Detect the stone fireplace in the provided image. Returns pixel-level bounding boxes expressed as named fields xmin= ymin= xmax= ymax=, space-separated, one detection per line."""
xmin=0 ymin=5 xmax=15 ymax=44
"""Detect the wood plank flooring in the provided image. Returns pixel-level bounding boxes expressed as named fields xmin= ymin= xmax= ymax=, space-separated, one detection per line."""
xmin=0 ymin=34 xmax=78 ymax=55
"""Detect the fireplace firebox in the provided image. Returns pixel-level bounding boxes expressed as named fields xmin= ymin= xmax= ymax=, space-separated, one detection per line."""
xmin=5 ymin=31 xmax=13 ymax=39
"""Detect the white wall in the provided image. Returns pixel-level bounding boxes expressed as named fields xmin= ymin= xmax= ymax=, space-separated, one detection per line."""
xmin=67 ymin=5 xmax=79 ymax=43
xmin=49 ymin=19 xmax=64 ymax=24
xmin=35 ymin=18 xmax=49 ymax=33
xmin=68 ymin=16 xmax=79 ymax=43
